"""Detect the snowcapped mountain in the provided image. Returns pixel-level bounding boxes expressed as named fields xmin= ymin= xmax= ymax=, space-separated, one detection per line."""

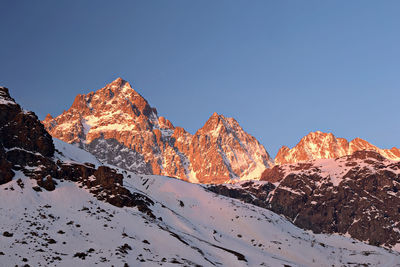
xmin=4 ymin=152 xmax=399 ymax=266
xmin=210 ymin=150 xmax=400 ymax=249
xmin=1 ymin=87 xmax=399 ymax=266
xmin=42 ymin=78 xmax=272 ymax=183
xmin=275 ymin=131 xmax=400 ymax=165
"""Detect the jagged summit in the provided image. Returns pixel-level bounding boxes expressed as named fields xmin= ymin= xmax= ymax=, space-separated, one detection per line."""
xmin=200 ymin=112 xmax=242 ymax=134
xmin=201 ymin=112 xmax=227 ymax=132
xmin=211 ymin=111 xmax=219 ymax=117
xmin=44 ymin=113 xmax=53 ymax=120
xmin=275 ymin=130 xmax=400 ymax=165
xmin=108 ymin=77 xmax=135 ymax=91
xmin=0 ymin=87 xmax=17 ymax=106
xmin=42 ymin=78 xmax=272 ymax=183
xmin=110 ymin=76 xmax=126 ymax=85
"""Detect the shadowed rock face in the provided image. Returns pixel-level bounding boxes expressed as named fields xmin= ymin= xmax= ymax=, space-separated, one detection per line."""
xmin=0 ymin=87 xmax=154 ymax=215
xmin=266 ymin=151 xmax=400 ymax=247
xmin=42 ymin=78 xmax=272 ymax=183
xmin=0 ymin=145 xmax=14 ymax=184
xmin=86 ymin=138 xmax=152 ymax=174
xmin=0 ymin=87 xmax=55 ymax=184
xmin=208 ymin=150 xmax=400 ymax=249
xmin=275 ymin=131 xmax=400 ymax=165
xmin=0 ymin=87 xmax=55 ymax=158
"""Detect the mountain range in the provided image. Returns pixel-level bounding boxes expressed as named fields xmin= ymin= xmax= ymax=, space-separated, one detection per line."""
xmin=42 ymin=78 xmax=399 ymax=184
xmin=1 ymin=80 xmax=400 ymax=266
xmin=42 ymin=78 xmax=272 ymax=184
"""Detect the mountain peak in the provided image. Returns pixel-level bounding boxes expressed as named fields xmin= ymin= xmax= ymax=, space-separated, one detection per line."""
xmin=199 ymin=112 xmax=229 ymax=133
xmin=211 ymin=112 xmax=219 ymax=118
xmin=275 ymin=131 xmax=400 ymax=165
xmin=109 ymin=76 xmax=126 ymax=85
xmin=305 ymin=130 xmax=332 ymax=138
xmin=208 ymin=112 xmax=226 ymax=122
xmin=0 ymin=87 xmax=17 ymax=106
xmin=105 ymin=77 xmax=133 ymax=93
xmin=42 ymin=81 xmax=272 ymax=183
xmin=0 ymin=87 xmax=10 ymax=97
xmin=44 ymin=113 xmax=53 ymax=121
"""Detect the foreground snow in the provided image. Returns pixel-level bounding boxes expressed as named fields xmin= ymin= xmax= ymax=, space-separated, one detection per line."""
xmin=0 ymin=141 xmax=399 ymax=266
xmin=1 ymin=173 xmax=399 ymax=266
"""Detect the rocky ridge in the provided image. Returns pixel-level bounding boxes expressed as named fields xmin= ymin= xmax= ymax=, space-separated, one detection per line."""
xmin=275 ymin=131 xmax=400 ymax=165
xmin=0 ymin=87 xmax=153 ymax=213
xmin=209 ymin=150 xmax=400 ymax=249
xmin=42 ymin=78 xmax=272 ymax=183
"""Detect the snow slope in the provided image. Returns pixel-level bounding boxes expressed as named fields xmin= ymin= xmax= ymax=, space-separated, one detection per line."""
xmin=0 ymin=142 xmax=399 ymax=266
xmin=53 ymin=138 xmax=102 ymax=167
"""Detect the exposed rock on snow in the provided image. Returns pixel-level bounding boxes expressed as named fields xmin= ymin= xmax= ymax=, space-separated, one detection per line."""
xmin=211 ymin=150 xmax=400 ymax=248
xmin=0 ymin=87 xmax=153 ymax=212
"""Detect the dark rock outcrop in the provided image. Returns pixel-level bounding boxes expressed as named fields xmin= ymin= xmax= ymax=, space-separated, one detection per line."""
xmin=209 ymin=150 xmax=400 ymax=249
xmin=0 ymin=87 xmax=154 ymax=216
xmin=207 ymin=181 xmax=274 ymax=209
xmin=0 ymin=87 xmax=54 ymax=158
xmin=0 ymin=144 xmax=14 ymax=184
xmin=0 ymin=87 xmax=54 ymax=184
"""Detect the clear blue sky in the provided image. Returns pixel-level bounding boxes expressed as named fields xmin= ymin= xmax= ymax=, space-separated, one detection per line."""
xmin=1 ymin=0 xmax=399 ymax=157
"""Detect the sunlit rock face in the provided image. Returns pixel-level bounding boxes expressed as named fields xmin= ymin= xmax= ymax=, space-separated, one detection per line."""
xmin=43 ymin=78 xmax=273 ymax=183
xmin=275 ymin=131 xmax=400 ymax=165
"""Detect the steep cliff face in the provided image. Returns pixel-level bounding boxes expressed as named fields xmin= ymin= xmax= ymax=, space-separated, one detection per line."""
xmin=275 ymin=131 xmax=400 ymax=165
xmin=182 ymin=113 xmax=271 ymax=183
xmin=0 ymin=87 xmax=54 ymax=158
xmin=42 ymin=78 xmax=272 ymax=183
xmin=0 ymin=87 xmax=55 ymax=184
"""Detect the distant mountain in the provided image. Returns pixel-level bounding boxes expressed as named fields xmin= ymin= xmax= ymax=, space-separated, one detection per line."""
xmin=42 ymin=78 xmax=272 ymax=183
xmin=275 ymin=130 xmax=400 ymax=165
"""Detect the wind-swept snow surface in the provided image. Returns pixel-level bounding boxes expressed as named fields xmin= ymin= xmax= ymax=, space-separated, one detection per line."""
xmin=1 ymin=174 xmax=399 ymax=266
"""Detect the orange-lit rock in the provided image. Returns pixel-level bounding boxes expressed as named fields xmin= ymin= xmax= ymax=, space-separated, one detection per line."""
xmin=275 ymin=131 xmax=400 ymax=165
xmin=42 ymin=78 xmax=272 ymax=183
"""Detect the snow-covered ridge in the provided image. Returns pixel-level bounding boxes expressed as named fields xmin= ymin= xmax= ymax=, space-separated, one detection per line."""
xmin=275 ymin=131 xmax=400 ymax=165
xmin=272 ymin=152 xmax=400 ymax=187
